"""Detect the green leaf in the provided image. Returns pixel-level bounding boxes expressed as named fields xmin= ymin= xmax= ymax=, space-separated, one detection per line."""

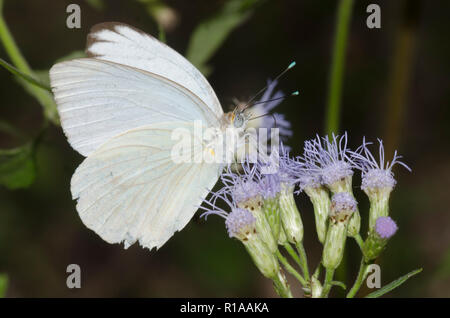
xmin=0 ymin=274 xmax=8 ymax=297
xmin=365 ymin=268 xmax=423 ymax=298
xmin=331 ymin=280 xmax=347 ymax=290
xmin=185 ymin=0 xmax=262 ymax=76
xmin=0 ymin=143 xmax=36 ymax=190
xmin=0 ymin=58 xmax=51 ymax=92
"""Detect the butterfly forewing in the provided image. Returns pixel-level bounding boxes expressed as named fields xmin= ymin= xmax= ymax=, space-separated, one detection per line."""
xmin=86 ymin=22 xmax=223 ymax=118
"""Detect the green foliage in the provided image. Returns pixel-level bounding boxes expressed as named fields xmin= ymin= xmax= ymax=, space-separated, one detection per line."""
xmin=0 ymin=274 xmax=8 ymax=297
xmin=186 ymin=0 xmax=262 ymax=76
xmin=0 ymin=0 xmax=58 ymax=124
xmin=0 ymin=143 xmax=36 ymax=190
xmin=324 ymin=0 xmax=354 ymax=135
xmin=0 ymin=58 xmax=51 ymax=92
xmin=365 ymin=268 xmax=423 ymax=298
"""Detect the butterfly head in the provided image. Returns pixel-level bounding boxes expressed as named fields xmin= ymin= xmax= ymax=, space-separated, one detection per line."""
xmin=232 ymin=106 xmax=249 ymax=128
xmin=224 ymin=103 xmax=250 ymax=130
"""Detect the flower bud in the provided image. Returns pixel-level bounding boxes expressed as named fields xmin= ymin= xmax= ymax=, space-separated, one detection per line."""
xmin=364 ymin=216 xmax=398 ymax=261
xmin=279 ymin=184 xmax=304 ymax=244
xmin=322 ymin=193 xmax=356 ymax=270
xmin=238 ymin=196 xmax=278 ymax=254
xmin=351 ymin=139 xmax=411 ymax=231
xmin=304 ymin=185 xmax=330 ymax=244
xmin=226 ymin=208 xmax=279 ymax=278
xmin=327 ymin=174 xmax=361 ymax=238
xmin=262 ymin=195 xmax=281 ymax=244
xmin=259 ymin=175 xmax=282 ymax=243
xmin=302 ymin=133 xmax=360 ymax=238
xmin=362 ymin=169 xmax=395 ymax=230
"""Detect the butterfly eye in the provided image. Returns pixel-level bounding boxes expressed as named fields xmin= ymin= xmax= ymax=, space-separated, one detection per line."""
xmin=233 ymin=113 xmax=244 ymax=128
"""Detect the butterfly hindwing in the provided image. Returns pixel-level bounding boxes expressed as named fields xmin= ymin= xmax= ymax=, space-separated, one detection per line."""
xmin=71 ymin=122 xmax=222 ymax=250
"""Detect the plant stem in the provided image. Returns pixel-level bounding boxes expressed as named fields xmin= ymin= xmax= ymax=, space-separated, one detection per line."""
xmin=283 ymin=243 xmax=301 ymax=266
xmin=321 ymin=268 xmax=335 ymax=297
xmin=324 ymin=0 xmax=354 ymax=135
xmin=296 ymin=242 xmax=310 ymax=281
xmin=276 ymin=250 xmax=307 ymax=286
xmin=354 ymin=233 xmax=365 ymax=251
xmin=0 ymin=0 xmax=58 ymax=124
xmin=271 ymin=270 xmax=293 ymax=298
xmin=347 ymin=259 xmax=369 ymax=298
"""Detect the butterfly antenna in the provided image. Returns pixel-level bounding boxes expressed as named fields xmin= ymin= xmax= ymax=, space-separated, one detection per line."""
xmin=248 ymin=90 xmax=299 ymax=128
xmin=248 ymin=91 xmax=299 ymax=108
xmin=248 ymin=112 xmax=278 ymax=128
xmin=242 ymin=61 xmax=296 ymax=110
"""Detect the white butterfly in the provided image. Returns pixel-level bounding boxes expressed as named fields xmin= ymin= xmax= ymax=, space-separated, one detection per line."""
xmin=50 ymin=22 xmax=252 ymax=250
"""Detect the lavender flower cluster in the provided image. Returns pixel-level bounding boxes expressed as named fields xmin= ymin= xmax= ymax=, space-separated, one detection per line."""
xmin=199 ymin=132 xmax=410 ymax=298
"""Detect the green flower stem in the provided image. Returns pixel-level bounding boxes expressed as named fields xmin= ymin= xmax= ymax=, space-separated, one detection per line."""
xmin=283 ymin=243 xmax=302 ymax=268
xmin=321 ymin=268 xmax=335 ymax=297
xmin=296 ymin=242 xmax=310 ymax=281
xmin=271 ymin=270 xmax=293 ymax=298
xmin=324 ymin=0 xmax=354 ymax=135
xmin=346 ymin=259 xmax=370 ymax=298
xmin=354 ymin=233 xmax=365 ymax=251
xmin=276 ymin=250 xmax=307 ymax=287
xmin=0 ymin=0 xmax=58 ymax=124
xmin=313 ymin=262 xmax=322 ymax=279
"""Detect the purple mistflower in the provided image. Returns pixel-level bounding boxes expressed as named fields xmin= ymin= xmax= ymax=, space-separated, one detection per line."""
xmin=331 ymin=192 xmax=357 ymax=214
xmin=220 ymin=160 xmax=261 ymax=204
xmin=258 ymin=173 xmax=281 ymax=199
xmin=351 ymin=138 xmax=411 ymax=190
xmin=375 ymin=216 xmax=398 ymax=239
xmin=247 ymin=79 xmax=293 ymax=140
xmin=199 ymin=181 xmax=256 ymax=239
xmin=293 ymin=157 xmax=322 ymax=191
xmin=259 ymin=142 xmax=298 ymax=186
xmin=225 ymin=208 xmax=256 ymax=239
xmin=301 ymin=132 xmax=354 ymax=186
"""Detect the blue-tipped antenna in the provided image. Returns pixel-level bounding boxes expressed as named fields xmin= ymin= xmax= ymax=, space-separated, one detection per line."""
xmin=241 ymin=61 xmax=297 ymax=110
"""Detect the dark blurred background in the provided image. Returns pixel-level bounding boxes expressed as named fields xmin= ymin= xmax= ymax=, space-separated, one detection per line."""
xmin=0 ymin=0 xmax=449 ymax=297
